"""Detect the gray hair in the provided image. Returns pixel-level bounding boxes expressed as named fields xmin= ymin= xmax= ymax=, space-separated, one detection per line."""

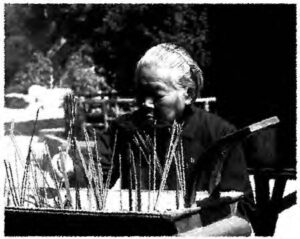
xmin=135 ymin=43 xmax=204 ymax=102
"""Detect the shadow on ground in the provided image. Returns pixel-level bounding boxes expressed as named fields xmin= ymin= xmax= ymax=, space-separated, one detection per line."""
xmin=4 ymin=118 xmax=65 ymax=136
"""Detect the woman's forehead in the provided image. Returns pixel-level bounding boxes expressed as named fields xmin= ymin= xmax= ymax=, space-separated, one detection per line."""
xmin=138 ymin=64 xmax=180 ymax=89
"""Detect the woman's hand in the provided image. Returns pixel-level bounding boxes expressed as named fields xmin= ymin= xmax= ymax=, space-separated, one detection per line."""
xmin=178 ymin=215 xmax=252 ymax=237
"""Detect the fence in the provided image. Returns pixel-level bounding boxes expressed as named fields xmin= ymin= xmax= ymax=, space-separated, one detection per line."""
xmin=79 ymin=96 xmax=217 ymax=130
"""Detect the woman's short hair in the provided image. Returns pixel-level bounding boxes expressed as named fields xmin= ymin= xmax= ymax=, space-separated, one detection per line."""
xmin=135 ymin=43 xmax=204 ymax=102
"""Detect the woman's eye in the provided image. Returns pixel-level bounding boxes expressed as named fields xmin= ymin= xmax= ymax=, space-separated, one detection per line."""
xmin=153 ymin=94 xmax=164 ymax=101
xmin=154 ymin=95 xmax=167 ymax=105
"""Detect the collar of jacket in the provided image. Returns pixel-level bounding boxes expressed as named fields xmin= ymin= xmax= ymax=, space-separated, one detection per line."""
xmin=180 ymin=104 xmax=202 ymax=140
xmin=113 ymin=104 xmax=203 ymax=138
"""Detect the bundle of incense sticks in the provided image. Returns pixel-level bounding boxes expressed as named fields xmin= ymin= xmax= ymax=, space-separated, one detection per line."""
xmin=4 ymin=160 xmax=19 ymax=206
xmin=20 ymin=108 xmax=40 ymax=206
xmin=5 ymin=102 xmax=190 ymax=214
xmin=125 ymin=120 xmax=186 ymax=212
xmin=154 ymin=121 xmax=184 ymax=210
xmin=75 ymin=128 xmax=118 ymax=211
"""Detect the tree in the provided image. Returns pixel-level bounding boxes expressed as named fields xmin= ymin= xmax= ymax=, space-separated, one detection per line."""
xmin=11 ymin=51 xmax=53 ymax=93
xmin=5 ymin=4 xmax=57 ymax=91
xmin=60 ymin=44 xmax=112 ymax=95
xmin=5 ymin=4 xmax=210 ymax=95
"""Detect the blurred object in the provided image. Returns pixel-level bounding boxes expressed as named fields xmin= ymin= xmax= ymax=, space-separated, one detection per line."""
xmin=51 ymin=151 xmax=74 ymax=182
xmin=27 ymin=85 xmax=47 ymax=105
xmin=42 ymin=133 xmax=93 ymax=187
xmin=5 ymin=93 xmax=29 ymax=109
xmin=247 ymin=167 xmax=296 ymax=236
xmin=47 ymin=37 xmax=67 ymax=59
xmin=42 ymin=134 xmax=68 ymax=157
xmin=63 ymin=93 xmax=84 ymax=139
xmin=28 ymin=85 xmax=73 ymax=109
xmin=60 ymin=44 xmax=112 ymax=95
xmin=195 ymin=97 xmax=217 ymax=112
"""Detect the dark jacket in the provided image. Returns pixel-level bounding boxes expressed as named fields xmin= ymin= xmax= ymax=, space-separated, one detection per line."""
xmin=97 ymin=105 xmax=254 ymax=223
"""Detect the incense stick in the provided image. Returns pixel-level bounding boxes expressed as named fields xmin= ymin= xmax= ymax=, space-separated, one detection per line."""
xmin=90 ymin=160 xmax=102 ymax=210
xmin=128 ymin=143 xmax=133 ymax=211
xmin=175 ymin=177 xmax=179 ymax=209
xmin=44 ymin=143 xmax=63 ymax=209
xmin=8 ymin=161 xmax=20 ymax=206
xmin=30 ymin=160 xmax=42 ymax=207
xmin=93 ymin=129 xmax=104 ymax=205
xmin=31 ymin=153 xmax=60 ymax=208
xmin=179 ymin=139 xmax=186 ymax=195
xmin=75 ymin=181 xmax=81 ymax=210
xmin=148 ymin=155 xmax=152 ymax=212
xmin=119 ymin=154 xmax=123 ymax=211
xmin=137 ymin=151 xmax=142 ymax=211
xmin=75 ymin=139 xmax=93 ymax=207
xmin=130 ymin=148 xmax=138 ymax=211
xmin=153 ymin=123 xmax=157 ymax=207
xmin=4 ymin=160 xmax=19 ymax=206
xmin=58 ymin=148 xmax=72 ymax=209
xmin=83 ymin=128 xmax=102 ymax=210
xmin=103 ymin=130 xmax=118 ymax=209
xmin=20 ymin=108 xmax=40 ymax=206
xmin=9 ymin=121 xmax=25 ymax=168
xmin=154 ymin=121 xmax=182 ymax=209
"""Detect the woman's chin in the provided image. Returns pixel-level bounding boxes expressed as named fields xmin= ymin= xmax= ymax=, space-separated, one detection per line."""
xmin=157 ymin=113 xmax=176 ymax=124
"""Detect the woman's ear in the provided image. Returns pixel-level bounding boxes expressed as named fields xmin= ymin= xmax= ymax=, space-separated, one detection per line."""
xmin=184 ymin=89 xmax=192 ymax=105
xmin=185 ymin=88 xmax=194 ymax=105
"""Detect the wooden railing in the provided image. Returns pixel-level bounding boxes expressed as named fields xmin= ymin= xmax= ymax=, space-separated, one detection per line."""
xmin=79 ymin=96 xmax=217 ymax=129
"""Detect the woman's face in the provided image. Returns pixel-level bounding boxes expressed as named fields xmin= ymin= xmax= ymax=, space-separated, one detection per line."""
xmin=136 ymin=65 xmax=188 ymax=123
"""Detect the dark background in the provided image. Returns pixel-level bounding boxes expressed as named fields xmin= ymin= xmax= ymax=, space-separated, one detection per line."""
xmin=206 ymin=5 xmax=296 ymax=168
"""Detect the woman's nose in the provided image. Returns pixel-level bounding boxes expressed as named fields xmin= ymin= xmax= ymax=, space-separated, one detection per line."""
xmin=143 ymin=97 xmax=154 ymax=109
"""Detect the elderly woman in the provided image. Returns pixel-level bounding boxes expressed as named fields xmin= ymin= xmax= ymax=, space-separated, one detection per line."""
xmin=94 ymin=43 xmax=254 ymax=236
xmin=54 ymin=43 xmax=254 ymax=236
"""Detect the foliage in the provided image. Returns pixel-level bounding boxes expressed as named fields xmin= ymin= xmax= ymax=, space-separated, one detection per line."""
xmin=5 ymin=4 xmax=57 ymax=89
xmin=9 ymin=51 xmax=53 ymax=93
xmin=60 ymin=44 xmax=112 ymax=95
xmin=5 ymin=4 xmax=210 ymax=95
xmin=52 ymin=4 xmax=210 ymax=94
xmin=5 ymin=34 xmax=33 ymax=91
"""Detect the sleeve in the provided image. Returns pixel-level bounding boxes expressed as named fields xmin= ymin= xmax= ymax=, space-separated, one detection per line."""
xmin=205 ymin=119 xmax=250 ymax=194
xmin=203 ymin=121 xmax=255 ymax=224
xmin=219 ymin=127 xmax=255 ymax=222
xmin=220 ymin=142 xmax=251 ymax=193
xmin=200 ymin=138 xmax=255 ymax=225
